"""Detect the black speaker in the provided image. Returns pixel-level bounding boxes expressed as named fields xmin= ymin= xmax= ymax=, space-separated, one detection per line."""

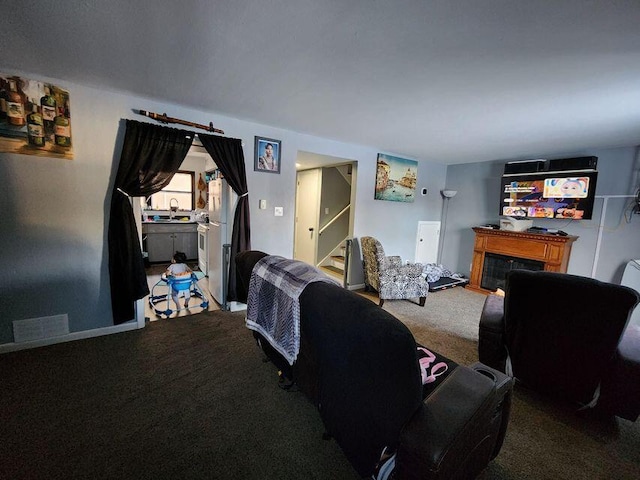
xmin=504 ymin=160 xmax=546 ymax=174
xmin=548 ymin=156 xmax=597 ymax=172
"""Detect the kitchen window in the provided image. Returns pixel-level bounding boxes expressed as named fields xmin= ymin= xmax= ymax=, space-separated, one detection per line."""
xmin=147 ymin=171 xmax=195 ymax=211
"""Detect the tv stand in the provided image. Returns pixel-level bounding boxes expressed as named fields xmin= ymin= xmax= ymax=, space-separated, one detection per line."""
xmin=468 ymin=228 xmax=578 ymax=294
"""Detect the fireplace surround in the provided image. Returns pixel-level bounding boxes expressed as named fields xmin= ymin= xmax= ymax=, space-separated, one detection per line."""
xmin=468 ymin=227 xmax=578 ymax=294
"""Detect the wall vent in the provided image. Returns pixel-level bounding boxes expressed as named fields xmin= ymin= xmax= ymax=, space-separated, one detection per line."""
xmin=13 ymin=314 xmax=70 ymax=343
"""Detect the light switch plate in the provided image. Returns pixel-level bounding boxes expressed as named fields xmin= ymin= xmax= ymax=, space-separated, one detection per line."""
xmin=259 ymin=199 xmax=266 ymax=209
xmin=274 ymin=206 xmax=284 ymax=216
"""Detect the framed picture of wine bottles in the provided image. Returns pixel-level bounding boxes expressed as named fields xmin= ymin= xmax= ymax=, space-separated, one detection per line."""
xmin=0 ymin=73 xmax=73 ymax=159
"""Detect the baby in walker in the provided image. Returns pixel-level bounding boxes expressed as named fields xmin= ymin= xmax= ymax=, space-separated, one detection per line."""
xmin=164 ymin=251 xmax=192 ymax=309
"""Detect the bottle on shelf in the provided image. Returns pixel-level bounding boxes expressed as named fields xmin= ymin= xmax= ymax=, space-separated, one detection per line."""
xmin=27 ymin=102 xmax=45 ymax=148
xmin=0 ymin=78 xmax=8 ymax=123
xmin=54 ymin=103 xmax=71 ymax=147
xmin=6 ymin=78 xmax=26 ymax=126
xmin=40 ymin=85 xmax=56 ymax=143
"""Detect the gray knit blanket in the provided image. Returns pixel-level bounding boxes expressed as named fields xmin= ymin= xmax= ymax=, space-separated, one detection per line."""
xmin=245 ymin=255 xmax=340 ymax=365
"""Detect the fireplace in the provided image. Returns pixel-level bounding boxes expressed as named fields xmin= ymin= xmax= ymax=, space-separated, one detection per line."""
xmin=481 ymin=253 xmax=544 ymax=291
xmin=468 ymin=228 xmax=578 ymax=294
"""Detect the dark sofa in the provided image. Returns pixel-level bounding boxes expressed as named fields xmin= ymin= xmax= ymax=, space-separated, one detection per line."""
xmin=236 ymin=251 xmax=513 ymax=479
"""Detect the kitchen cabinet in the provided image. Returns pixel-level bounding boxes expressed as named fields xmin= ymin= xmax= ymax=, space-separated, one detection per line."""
xmin=142 ymin=223 xmax=198 ymax=263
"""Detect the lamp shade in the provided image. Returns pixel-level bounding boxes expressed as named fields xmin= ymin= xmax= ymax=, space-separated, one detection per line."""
xmin=441 ymin=189 xmax=457 ymax=198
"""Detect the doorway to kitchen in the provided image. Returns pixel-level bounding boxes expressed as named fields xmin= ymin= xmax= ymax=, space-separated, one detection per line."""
xmin=141 ymin=142 xmax=217 ymax=321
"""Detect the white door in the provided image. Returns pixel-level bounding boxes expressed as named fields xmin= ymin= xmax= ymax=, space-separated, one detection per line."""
xmin=415 ymin=221 xmax=440 ymax=264
xmin=294 ymin=169 xmax=321 ymax=265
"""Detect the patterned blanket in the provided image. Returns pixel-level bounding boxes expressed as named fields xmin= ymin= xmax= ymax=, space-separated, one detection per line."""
xmin=421 ymin=263 xmax=464 ymax=283
xmin=245 ymin=255 xmax=339 ymax=365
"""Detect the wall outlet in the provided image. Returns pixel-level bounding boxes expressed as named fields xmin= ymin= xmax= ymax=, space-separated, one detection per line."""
xmin=274 ymin=206 xmax=284 ymax=216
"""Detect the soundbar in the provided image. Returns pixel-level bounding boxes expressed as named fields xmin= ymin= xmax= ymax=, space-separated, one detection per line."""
xmin=504 ymin=156 xmax=597 ymax=175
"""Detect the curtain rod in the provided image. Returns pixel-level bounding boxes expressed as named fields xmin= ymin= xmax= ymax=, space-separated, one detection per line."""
xmin=136 ymin=110 xmax=225 ymax=135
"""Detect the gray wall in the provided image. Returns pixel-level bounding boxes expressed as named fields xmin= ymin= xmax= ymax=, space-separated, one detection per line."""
xmin=443 ymin=147 xmax=640 ymax=283
xmin=319 ymin=166 xmax=350 ymax=230
xmin=2 ymin=67 xmax=636 ymax=347
xmin=0 ymin=68 xmax=448 ymax=346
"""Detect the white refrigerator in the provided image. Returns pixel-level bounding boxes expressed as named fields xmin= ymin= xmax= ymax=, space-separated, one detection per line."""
xmin=207 ymin=176 xmax=237 ymax=308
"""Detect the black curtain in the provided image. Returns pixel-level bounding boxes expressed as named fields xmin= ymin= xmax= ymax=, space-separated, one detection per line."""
xmin=198 ymin=134 xmax=251 ymax=302
xmin=108 ymin=120 xmax=193 ymax=324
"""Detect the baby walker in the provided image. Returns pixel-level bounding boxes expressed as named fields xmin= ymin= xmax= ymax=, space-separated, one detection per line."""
xmin=149 ymin=271 xmax=209 ymax=317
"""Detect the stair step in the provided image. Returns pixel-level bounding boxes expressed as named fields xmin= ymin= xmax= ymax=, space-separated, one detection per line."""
xmin=331 ymin=255 xmax=345 ymax=264
xmin=321 ymin=265 xmax=344 ymax=277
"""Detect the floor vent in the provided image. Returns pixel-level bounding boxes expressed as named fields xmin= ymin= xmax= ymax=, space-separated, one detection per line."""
xmin=13 ymin=314 xmax=70 ymax=343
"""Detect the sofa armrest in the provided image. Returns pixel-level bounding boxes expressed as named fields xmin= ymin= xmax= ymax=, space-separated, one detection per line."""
xmin=235 ymin=250 xmax=269 ymax=303
xmin=598 ymin=324 xmax=640 ymax=421
xmin=479 ymin=294 xmax=504 ymax=332
xmin=478 ymin=295 xmax=508 ymax=371
xmin=398 ymin=262 xmax=425 ymax=277
xmin=383 ymin=255 xmax=403 ymax=268
xmin=395 ymin=364 xmax=512 ymax=480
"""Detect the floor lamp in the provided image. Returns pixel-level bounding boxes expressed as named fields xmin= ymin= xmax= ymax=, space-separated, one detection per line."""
xmin=437 ymin=189 xmax=457 ymax=264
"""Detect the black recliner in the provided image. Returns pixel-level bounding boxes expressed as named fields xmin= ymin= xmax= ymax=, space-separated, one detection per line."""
xmin=479 ymin=269 xmax=640 ymax=420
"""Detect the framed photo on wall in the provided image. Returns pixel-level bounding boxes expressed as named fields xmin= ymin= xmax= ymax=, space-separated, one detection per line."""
xmin=254 ymin=136 xmax=281 ymax=174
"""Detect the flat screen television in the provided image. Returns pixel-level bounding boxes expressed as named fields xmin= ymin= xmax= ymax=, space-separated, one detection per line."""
xmin=499 ymin=170 xmax=598 ymax=220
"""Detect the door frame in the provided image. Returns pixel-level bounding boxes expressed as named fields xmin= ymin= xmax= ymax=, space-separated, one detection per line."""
xmin=293 ymin=151 xmax=357 ymax=285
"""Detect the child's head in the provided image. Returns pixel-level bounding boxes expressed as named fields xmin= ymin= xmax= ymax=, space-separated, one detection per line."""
xmin=173 ymin=251 xmax=187 ymax=264
xmin=560 ymin=179 xmax=585 ymax=197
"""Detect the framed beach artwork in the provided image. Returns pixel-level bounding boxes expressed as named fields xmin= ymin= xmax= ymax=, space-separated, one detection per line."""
xmin=254 ymin=136 xmax=281 ymax=174
xmin=0 ymin=73 xmax=73 ymax=159
xmin=374 ymin=154 xmax=417 ymax=202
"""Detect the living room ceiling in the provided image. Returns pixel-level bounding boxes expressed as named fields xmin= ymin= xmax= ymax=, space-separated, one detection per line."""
xmin=2 ymin=1 xmax=639 ymax=165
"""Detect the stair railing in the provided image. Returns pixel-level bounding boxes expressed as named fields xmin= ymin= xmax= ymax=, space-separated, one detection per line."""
xmin=318 ymin=204 xmax=350 ymax=236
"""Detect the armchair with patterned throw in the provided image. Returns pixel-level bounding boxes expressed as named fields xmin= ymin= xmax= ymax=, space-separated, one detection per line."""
xmin=361 ymin=236 xmax=428 ymax=307
xmin=479 ymin=269 xmax=640 ymax=421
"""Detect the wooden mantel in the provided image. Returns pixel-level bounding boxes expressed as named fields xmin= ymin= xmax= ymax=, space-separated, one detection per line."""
xmin=468 ymin=227 xmax=578 ymax=294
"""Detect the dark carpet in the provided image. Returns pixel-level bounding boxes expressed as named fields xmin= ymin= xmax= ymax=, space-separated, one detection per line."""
xmin=0 ymin=311 xmax=359 ymax=480
xmin=2 ymin=289 xmax=640 ymax=479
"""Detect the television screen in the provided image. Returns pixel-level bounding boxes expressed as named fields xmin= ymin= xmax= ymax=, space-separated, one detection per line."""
xmin=499 ymin=170 xmax=598 ymax=220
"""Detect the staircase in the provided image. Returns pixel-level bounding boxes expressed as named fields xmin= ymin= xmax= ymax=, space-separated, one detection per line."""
xmin=319 ymin=243 xmax=348 ymax=285
xmin=315 ymin=166 xmax=352 ymax=285
xmin=321 ymin=254 xmax=345 ymax=281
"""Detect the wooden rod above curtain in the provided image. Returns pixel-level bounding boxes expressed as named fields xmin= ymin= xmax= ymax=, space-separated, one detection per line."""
xmin=136 ymin=110 xmax=225 ymax=134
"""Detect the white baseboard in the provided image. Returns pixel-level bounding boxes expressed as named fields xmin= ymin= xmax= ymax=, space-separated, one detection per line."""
xmin=227 ymin=301 xmax=247 ymax=312
xmin=0 ymin=321 xmax=142 ymax=354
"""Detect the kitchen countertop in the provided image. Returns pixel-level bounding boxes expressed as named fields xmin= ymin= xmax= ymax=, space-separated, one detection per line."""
xmin=142 ymin=220 xmax=197 ymax=224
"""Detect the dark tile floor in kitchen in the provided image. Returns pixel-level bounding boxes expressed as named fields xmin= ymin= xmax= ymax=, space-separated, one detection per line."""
xmin=145 ymin=262 xmax=219 ymax=321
